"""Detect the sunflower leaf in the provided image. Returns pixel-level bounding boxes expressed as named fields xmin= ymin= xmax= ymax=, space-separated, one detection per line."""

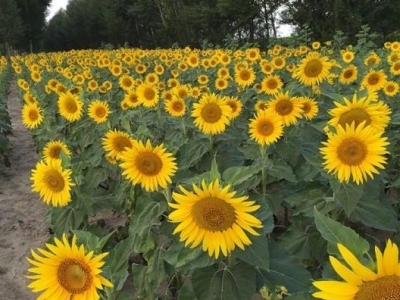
xmin=314 ymin=207 xmax=370 ymax=257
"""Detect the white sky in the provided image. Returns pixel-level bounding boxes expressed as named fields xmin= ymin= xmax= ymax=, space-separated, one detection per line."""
xmin=46 ymin=0 xmax=69 ymax=21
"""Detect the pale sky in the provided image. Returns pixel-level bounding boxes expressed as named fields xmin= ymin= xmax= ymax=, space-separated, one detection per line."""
xmin=46 ymin=0 xmax=69 ymax=21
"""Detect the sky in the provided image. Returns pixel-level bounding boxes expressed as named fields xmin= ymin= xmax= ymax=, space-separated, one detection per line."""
xmin=46 ymin=0 xmax=69 ymax=21
xmin=46 ymin=0 xmax=293 ymax=36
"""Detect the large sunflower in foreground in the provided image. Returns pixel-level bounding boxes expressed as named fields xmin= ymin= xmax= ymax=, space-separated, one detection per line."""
xmin=320 ymin=121 xmax=389 ymax=185
xmin=102 ymin=129 xmax=135 ymax=161
xmin=313 ymin=239 xmax=400 ymax=299
xmin=327 ymin=95 xmax=391 ymax=132
xmin=293 ymin=52 xmax=332 ymax=86
xmin=42 ymin=140 xmax=71 ymax=162
xmin=249 ymin=110 xmax=284 ymax=146
xmin=27 ymin=234 xmax=113 ymax=300
xmin=31 ymin=159 xmax=74 ymax=207
xmin=58 ymin=91 xmax=84 ymax=122
xmin=168 ymin=180 xmax=263 ymax=259
xmin=88 ymin=100 xmax=110 ymax=123
xmin=119 ymin=140 xmax=177 ymax=192
xmin=191 ymin=93 xmax=231 ymax=135
xmin=22 ymin=102 xmax=43 ymax=129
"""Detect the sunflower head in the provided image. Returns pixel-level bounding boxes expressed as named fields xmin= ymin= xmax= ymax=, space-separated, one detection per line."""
xmin=293 ymin=52 xmax=332 ymax=85
xmin=42 ymin=140 xmax=71 ymax=162
xmin=88 ymin=100 xmax=110 ymax=123
xmin=168 ymin=180 xmax=262 ymax=258
xmin=249 ymin=109 xmax=284 ymax=146
xmin=102 ymin=129 xmax=135 ymax=161
xmin=268 ymin=92 xmax=303 ymax=126
xmin=165 ymin=96 xmax=186 ymax=117
xmin=58 ymin=92 xmax=84 ymax=122
xmin=22 ymin=102 xmax=43 ymax=129
xmin=26 ymin=234 xmax=113 ymax=299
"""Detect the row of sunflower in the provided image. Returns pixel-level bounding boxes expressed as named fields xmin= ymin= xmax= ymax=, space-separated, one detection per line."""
xmin=9 ymin=41 xmax=400 ymax=299
xmin=0 ymin=56 xmax=12 ymax=173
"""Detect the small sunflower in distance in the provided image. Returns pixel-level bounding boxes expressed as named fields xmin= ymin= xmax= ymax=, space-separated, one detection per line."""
xmin=22 ymin=102 xmax=43 ymax=129
xmin=224 ymin=96 xmax=243 ymax=120
xmin=26 ymin=234 xmax=113 ymax=300
xmin=268 ymin=92 xmax=303 ymax=126
xmin=42 ymin=140 xmax=71 ymax=162
xmin=192 ymin=93 xmax=231 ymax=135
xmin=31 ymin=159 xmax=74 ymax=207
xmin=293 ymin=52 xmax=332 ymax=86
xmin=102 ymin=129 xmax=135 ymax=161
xmin=261 ymin=74 xmax=283 ymax=95
xmin=320 ymin=121 xmax=389 ymax=185
xmin=88 ymin=100 xmax=110 ymax=123
xmin=249 ymin=110 xmax=284 ymax=146
xmin=119 ymin=140 xmax=177 ymax=192
xmin=164 ymin=96 xmax=186 ymax=117
xmin=58 ymin=91 xmax=84 ymax=122
xmin=313 ymin=240 xmax=400 ymax=299
xmin=168 ymin=180 xmax=263 ymax=259
xmin=296 ymin=96 xmax=319 ymax=120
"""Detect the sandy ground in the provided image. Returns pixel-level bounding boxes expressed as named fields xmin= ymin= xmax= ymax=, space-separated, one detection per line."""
xmin=0 ymin=82 xmax=49 ymax=299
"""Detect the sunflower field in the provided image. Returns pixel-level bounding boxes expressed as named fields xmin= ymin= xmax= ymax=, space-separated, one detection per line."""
xmin=11 ymin=39 xmax=400 ymax=299
xmin=0 ymin=56 xmax=12 ymax=172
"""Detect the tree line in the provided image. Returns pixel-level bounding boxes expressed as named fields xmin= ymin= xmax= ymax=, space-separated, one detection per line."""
xmin=1 ymin=0 xmax=400 ymax=54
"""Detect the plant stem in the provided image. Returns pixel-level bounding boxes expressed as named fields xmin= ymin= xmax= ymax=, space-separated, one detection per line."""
xmin=260 ymin=145 xmax=267 ymax=195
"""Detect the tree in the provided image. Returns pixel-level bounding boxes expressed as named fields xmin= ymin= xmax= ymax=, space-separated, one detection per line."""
xmin=0 ymin=0 xmax=24 ymax=55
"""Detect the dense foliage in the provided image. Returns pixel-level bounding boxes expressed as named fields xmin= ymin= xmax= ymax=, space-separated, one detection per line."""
xmin=0 ymin=57 xmax=12 ymax=172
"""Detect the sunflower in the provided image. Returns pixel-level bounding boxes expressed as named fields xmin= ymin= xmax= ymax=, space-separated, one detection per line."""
xmin=341 ymin=50 xmax=355 ymax=63
xmin=254 ymin=100 xmax=269 ymax=111
xmin=168 ymin=180 xmax=262 ymax=259
xmin=296 ymin=96 xmax=319 ymax=120
xmin=164 ymin=97 xmax=186 ymax=117
xmin=119 ymin=75 xmax=135 ymax=91
xmin=234 ymin=66 xmax=256 ymax=88
xmin=58 ymin=92 xmax=84 ymax=122
xmin=88 ymin=100 xmax=110 ymax=124
xmin=119 ymin=140 xmax=177 ymax=192
xmin=364 ymin=52 xmax=381 ymax=66
xmin=293 ymin=52 xmax=332 ymax=86
xmin=224 ymin=96 xmax=243 ymax=120
xmin=191 ymin=93 xmax=231 ymax=135
xmin=22 ymin=102 xmax=43 ymax=129
xmin=102 ymin=129 xmax=135 ymax=161
xmin=123 ymin=90 xmax=142 ymax=108
xmin=320 ymin=121 xmax=389 ymax=184
xmin=215 ymin=77 xmax=229 ymax=91
xmin=313 ymin=239 xmax=400 ymax=299
xmin=26 ymin=234 xmax=113 ymax=299
xmin=260 ymin=75 xmax=283 ymax=95
xmin=339 ymin=65 xmax=358 ymax=85
xmin=136 ymin=82 xmax=159 ymax=108
xmin=390 ymin=61 xmax=400 ymax=75
xmin=361 ymin=69 xmax=387 ymax=92
xmin=31 ymin=159 xmax=74 ymax=207
xmin=383 ymin=81 xmax=399 ymax=97
xmin=327 ymin=95 xmax=391 ymax=132
xmin=42 ymin=140 xmax=71 ymax=162
xmin=249 ymin=110 xmax=284 ymax=146
xmin=268 ymin=92 xmax=303 ymax=126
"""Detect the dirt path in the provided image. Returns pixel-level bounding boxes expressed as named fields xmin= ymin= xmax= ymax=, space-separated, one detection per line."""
xmin=0 ymin=81 xmax=49 ymax=299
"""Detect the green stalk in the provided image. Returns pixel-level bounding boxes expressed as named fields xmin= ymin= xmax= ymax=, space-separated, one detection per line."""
xmin=260 ymin=145 xmax=267 ymax=195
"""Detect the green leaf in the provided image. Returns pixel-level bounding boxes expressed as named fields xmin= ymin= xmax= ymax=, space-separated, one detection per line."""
xmin=192 ymin=262 xmax=256 ymax=300
xmin=235 ymin=235 xmax=269 ymax=270
xmin=257 ymin=241 xmax=312 ymax=293
xmin=314 ymin=207 xmax=369 ymax=257
xmin=210 ymin=154 xmax=221 ymax=181
xmin=50 ymin=206 xmax=84 ymax=235
xmin=268 ymin=158 xmax=297 ymax=182
xmin=330 ymin=180 xmax=364 ymax=216
xmin=178 ymin=139 xmax=209 ymax=169
xmin=178 ymin=279 xmax=198 ymax=300
xmin=222 ymin=164 xmax=263 ymax=187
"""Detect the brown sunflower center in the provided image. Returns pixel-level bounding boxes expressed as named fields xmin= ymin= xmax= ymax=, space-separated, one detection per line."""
xmin=192 ymin=197 xmax=236 ymax=231
xmin=267 ymin=79 xmax=278 ymax=89
xmin=172 ymin=101 xmax=184 ymax=112
xmin=338 ymin=108 xmax=371 ymax=128
xmin=227 ymin=102 xmax=237 ymax=113
xmin=257 ymin=120 xmax=274 ymax=136
xmin=129 ymin=93 xmax=139 ymax=103
xmin=304 ymin=59 xmax=323 ymax=77
xmin=275 ymin=99 xmax=293 ymax=116
xmin=368 ymin=74 xmax=380 ymax=85
xmin=95 ymin=106 xmax=107 ymax=118
xmin=354 ymin=275 xmax=400 ymax=300
xmin=45 ymin=170 xmax=65 ymax=192
xmin=343 ymin=69 xmax=354 ymax=79
xmin=302 ymin=102 xmax=311 ymax=114
xmin=122 ymin=78 xmax=133 ymax=88
xmin=113 ymin=136 xmax=132 ymax=152
xmin=49 ymin=146 xmax=62 ymax=158
xmin=57 ymin=259 xmax=93 ymax=294
xmin=143 ymin=87 xmax=156 ymax=101
xmin=239 ymin=70 xmax=251 ymax=81
xmin=64 ymin=98 xmax=78 ymax=113
xmin=201 ymin=103 xmax=222 ymax=123
xmin=337 ymin=137 xmax=367 ymax=166
xmin=386 ymin=85 xmax=395 ymax=93
xmin=135 ymin=152 xmax=162 ymax=176
xmin=29 ymin=109 xmax=39 ymax=121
